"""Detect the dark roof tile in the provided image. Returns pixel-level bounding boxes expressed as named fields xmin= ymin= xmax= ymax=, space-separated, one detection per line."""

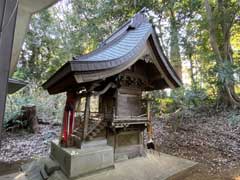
xmin=43 ymin=9 xmax=182 ymax=94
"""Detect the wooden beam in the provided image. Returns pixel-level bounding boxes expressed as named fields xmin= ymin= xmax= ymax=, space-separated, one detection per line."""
xmin=92 ymin=82 xmax=116 ymax=96
xmin=0 ymin=0 xmax=18 ymax=146
xmin=147 ymin=99 xmax=153 ymax=141
xmin=83 ymin=95 xmax=90 ymax=140
xmin=146 ymin=97 xmax=155 ymax=149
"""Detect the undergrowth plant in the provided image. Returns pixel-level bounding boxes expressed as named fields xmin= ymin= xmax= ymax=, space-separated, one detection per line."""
xmin=4 ymin=84 xmax=66 ymax=127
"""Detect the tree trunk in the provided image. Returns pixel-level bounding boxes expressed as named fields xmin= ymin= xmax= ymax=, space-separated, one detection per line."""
xmin=189 ymin=53 xmax=196 ymax=88
xmin=169 ymin=7 xmax=182 ymax=79
xmin=21 ymin=105 xmax=39 ymax=133
xmin=5 ymin=105 xmax=39 ymax=133
xmin=204 ymin=0 xmax=240 ymax=107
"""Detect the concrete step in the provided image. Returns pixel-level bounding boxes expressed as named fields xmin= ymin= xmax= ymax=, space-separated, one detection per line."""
xmin=88 ymin=136 xmax=94 ymax=141
xmin=72 ymin=135 xmax=82 ymax=148
xmin=87 ymin=124 xmax=106 ymax=140
xmin=74 ymin=129 xmax=83 ymax=133
xmin=40 ymin=167 xmax=48 ymax=180
xmin=75 ymin=119 xmax=107 ymax=140
xmin=81 ymin=138 xmax=108 ymax=148
xmin=44 ymin=158 xmax=60 ymax=176
xmin=89 ymin=132 xmax=97 ymax=137
xmin=21 ymin=160 xmax=44 ymax=180
xmin=73 ymin=131 xmax=82 ymax=137
xmin=73 ymin=129 xmax=83 ymax=137
xmin=94 ymin=128 xmax=101 ymax=133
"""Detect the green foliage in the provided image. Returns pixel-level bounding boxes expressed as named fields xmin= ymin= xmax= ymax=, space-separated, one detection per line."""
xmin=184 ymin=88 xmax=209 ymax=107
xmin=7 ymin=0 xmax=239 ymax=124
xmin=14 ymin=10 xmax=71 ymax=85
xmin=216 ymin=60 xmax=239 ymax=86
xmin=3 ymin=109 xmax=23 ymax=129
xmin=4 ymin=84 xmax=65 ymax=125
xmin=170 ymin=87 xmax=209 ymax=109
xmin=152 ymin=86 xmax=212 ymax=114
xmin=157 ymin=98 xmax=176 ymax=114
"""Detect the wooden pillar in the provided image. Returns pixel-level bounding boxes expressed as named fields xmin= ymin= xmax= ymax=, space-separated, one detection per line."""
xmin=76 ymin=97 xmax=82 ymax=112
xmin=0 ymin=0 xmax=18 ymax=145
xmin=74 ymin=97 xmax=81 ymax=128
xmin=147 ymin=100 xmax=153 ymax=141
xmin=83 ymin=95 xmax=90 ymax=140
xmin=61 ymin=92 xmax=77 ymax=146
xmin=147 ymin=98 xmax=155 ymax=149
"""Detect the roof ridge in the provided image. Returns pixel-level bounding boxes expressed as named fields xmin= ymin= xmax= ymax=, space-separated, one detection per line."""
xmin=100 ymin=7 xmax=148 ymax=46
xmin=73 ymin=7 xmax=149 ymax=61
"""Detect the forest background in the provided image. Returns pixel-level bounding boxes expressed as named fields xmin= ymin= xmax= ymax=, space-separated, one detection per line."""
xmin=4 ymin=0 xmax=240 ymax=126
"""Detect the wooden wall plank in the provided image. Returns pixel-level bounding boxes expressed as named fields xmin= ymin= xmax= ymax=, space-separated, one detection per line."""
xmin=117 ymin=93 xmax=142 ymax=116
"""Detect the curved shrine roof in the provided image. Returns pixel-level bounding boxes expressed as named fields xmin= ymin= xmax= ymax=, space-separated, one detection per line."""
xmin=43 ymin=9 xmax=182 ymax=94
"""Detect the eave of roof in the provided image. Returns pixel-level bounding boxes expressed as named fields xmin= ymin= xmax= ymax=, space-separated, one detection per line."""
xmin=149 ymin=28 xmax=182 ymax=88
xmin=43 ymin=9 xmax=182 ymax=94
xmin=8 ymin=78 xmax=28 ymax=94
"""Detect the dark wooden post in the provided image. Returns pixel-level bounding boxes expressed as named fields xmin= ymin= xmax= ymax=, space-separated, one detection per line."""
xmin=147 ymin=100 xmax=153 ymax=141
xmin=83 ymin=95 xmax=90 ymax=140
xmin=0 ymin=0 xmax=18 ymax=146
xmin=147 ymin=96 xmax=155 ymax=149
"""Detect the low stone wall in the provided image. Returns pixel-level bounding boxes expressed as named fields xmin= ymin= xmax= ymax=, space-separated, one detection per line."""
xmin=107 ymin=130 xmax=145 ymax=161
xmin=50 ymin=141 xmax=114 ymax=178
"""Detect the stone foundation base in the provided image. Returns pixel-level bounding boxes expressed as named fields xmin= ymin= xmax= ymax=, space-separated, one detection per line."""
xmin=115 ymin=144 xmax=145 ymax=161
xmin=107 ymin=130 xmax=145 ymax=161
xmin=50 ymin=140 xmax=114 ymax=178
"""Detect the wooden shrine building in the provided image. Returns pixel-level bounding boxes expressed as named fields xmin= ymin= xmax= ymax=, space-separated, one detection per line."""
xmin=43 ymin=9 xmax=181 ymax=161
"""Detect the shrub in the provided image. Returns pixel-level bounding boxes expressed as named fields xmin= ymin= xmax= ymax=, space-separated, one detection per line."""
xmin=4 ymin=84 xmax=66 ymax=126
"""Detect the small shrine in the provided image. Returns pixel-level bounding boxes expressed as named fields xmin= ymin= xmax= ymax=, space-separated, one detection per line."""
xmin=43 ymin=9 xmax=181 ymax=178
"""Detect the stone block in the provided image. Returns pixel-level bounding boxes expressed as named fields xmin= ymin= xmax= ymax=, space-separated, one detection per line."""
xmin=40 ymin=167 xmax=48 ymax=180
xmin=44 ymin=158 xmax=60 ymax=175
xmin=81 ymin=138 xmax=107 ymax=148
xmin=50 ymin=140 xmax=114 ymax=178
xmin=115 ymin=144 xmax=145 ymax=161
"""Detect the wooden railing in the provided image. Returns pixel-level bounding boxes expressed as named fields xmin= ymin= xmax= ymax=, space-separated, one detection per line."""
xmin=112 ymin=114 xmax=148 ymax=128
xmin=114 ymin=114 xmax=147 ymax=120
xmin=75 ymin=111 xmax=104 ymax=122
xmin=74 ymin=111 xmax=105 ymax=139
xmin=75 ymin=112 xmax=148 ymax=129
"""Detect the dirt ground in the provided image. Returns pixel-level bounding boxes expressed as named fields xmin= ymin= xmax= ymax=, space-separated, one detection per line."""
xmin=0 ymin=124 xmax=60 ymax=163
xmin=168 ymin=164 xmax=240 ymax=180
xmin=0 ymin=107 xmax=240 ymax=179
xmin=152 ymin=107 xmax=240 ymax=180
xmin=0 ymin=124 xmax=60 ymax=176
